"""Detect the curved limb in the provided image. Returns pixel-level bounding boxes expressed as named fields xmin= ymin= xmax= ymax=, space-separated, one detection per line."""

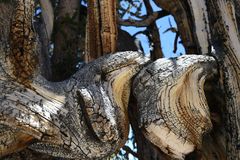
xmin=133 ymin=55 xmax=217 ymax=159
xmin=0 ymin=51 xmax=149 ymax=159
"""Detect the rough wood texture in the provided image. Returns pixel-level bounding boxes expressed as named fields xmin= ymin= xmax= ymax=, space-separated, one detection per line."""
xmin=0 ymin=1 xmax=148 ymax=159
xmin=85 ymin=0 xmax=117 ymax=62
xmin=206 ymin=0 xmax=240 ymax=159
xmin=186 ymin=0 xmax=211 ymax=55
xmin=0 ymin=50 xmax=149 ymax=159
xmin=1 ymin=0 xmax=240 ymax=159
xmin=133 ymin=55 xmax=217 ymax=159
xmin=8 ymin=0 xmax=38 ymax=85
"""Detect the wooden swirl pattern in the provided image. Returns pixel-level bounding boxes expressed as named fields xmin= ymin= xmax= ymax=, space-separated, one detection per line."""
xmin=0 ymin=51 xmax=149 ymax=159
xmin=133 ymin=55 xmax=217 ymax=159
xmin=0 ymin=1 xmax=221 ymax=159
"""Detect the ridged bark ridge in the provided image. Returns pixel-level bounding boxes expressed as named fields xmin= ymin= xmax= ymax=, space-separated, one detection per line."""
xmin=0 ymin=51 xmax=149 ymax=159
xmin=85 ymin=0 xmax=117 ymax=62
xmin=206 ymin=0 xmax=240 ymax=158
xmin=133 ymin=55 xmax=217 ymax=159
xmin=8 ymin=0 xmax=38 ymax=85
xmin=0 ymin=1 xmax=149 ymax=159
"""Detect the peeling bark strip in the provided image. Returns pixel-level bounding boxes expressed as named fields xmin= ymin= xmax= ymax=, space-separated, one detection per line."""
xmin=85 ymin=0 xmax=117 ymax=62
xmin=0 ymin=51 xmax=149 ymax=159
xmin=8 ymin=0 xmax=37 ymax=84
xmin=133 ymin=55 xmax=217 ymax=160
xmin=206 ymin=0 xmax=240 ymax=159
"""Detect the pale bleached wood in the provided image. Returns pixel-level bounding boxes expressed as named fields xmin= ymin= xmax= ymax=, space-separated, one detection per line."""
xmin=133 ymin=55 xmax=217 ymax=160
xmin=205 ymin=0 xmax=240 ymax=158
xmin=0 ymin=50 xmax=149 ymax=159
xmin=0 ymin=1 xmax=151 ymax=159
xmin=187 ymin=0 xmax=211 ymax=54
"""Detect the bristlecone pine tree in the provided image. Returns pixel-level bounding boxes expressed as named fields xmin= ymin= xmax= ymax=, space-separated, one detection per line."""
xmin=0 ymin=0 xmax=239 ymax=160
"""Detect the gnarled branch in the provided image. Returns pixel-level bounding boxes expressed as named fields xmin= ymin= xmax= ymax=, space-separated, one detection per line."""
xmin=0 ymin=51 xmax=149 ymax=158
xmin=133 ymin=55 xmax=217 ymax=159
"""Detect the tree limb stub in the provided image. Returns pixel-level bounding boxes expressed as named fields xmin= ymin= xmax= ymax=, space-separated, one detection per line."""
xmin=133 ymin=55 xmax=217 ymax=159
xmin=0 ymin=2 xmax=149 ymax=158
xmin=0 ymin=51 xmax=149 ymax=159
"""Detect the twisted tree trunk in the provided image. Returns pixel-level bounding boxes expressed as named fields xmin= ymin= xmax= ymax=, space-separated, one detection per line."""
xmin=0 ymin=0 xmax=240 ymax=160
xmin=130 ymin=0 xmax=240 ymax=159
xmin=0 ymin=1 xmax=148 ymax=159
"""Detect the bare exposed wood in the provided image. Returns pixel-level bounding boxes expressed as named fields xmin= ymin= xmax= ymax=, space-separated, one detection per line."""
xmin=0 ymin=50 xmax=149 ymax=158
xmin=2 ymin=148 xmax=59 ymax=160
xmin=186 ymin=0 xmax=211 ymax=55
xmin=133 ymin=55 xmax=217 ymax=159
xmin=0 ymin=2 xmax=150 ymax=158
xmin=85 ymin=0 xmax=117 ymax=62
xmin=206 ymin=0 xmax=240 ymax=159
xmin=7 ymin=0 xmax=38 ymax=85
xmin=0 ymin=125 xmax=34 ymax=157
xmin=128 ymin=96 xmax=172 ymax=160
xmin=233 ymin=0 xmax=240 ymax=32
xmin=1 ymin=0 xmax=240 ymax=159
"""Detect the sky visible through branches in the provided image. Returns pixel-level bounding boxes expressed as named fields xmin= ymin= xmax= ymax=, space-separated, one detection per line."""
xmin=121 ymin=0 xmax=185 ymax=58
xmin=115 ymin=0 xmax=185 ymax=159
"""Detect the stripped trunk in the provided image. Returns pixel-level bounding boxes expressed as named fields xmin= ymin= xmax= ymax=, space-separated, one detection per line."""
xmin=84 ymin=0 xmax=117 ymax=62
xmin=131 ymin=0 xmax=240 ymax=159
xmin=0 ymin=0 xmax=240 ymax=160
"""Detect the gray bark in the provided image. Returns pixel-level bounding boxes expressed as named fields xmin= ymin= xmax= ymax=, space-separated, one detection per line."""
xmin=0 ymin=0 xmax=240 ymax=160
xmin=133 ymin=55 xmax=217 ymax=160
xmin=206 ymin=0 xmax=240 ymax=159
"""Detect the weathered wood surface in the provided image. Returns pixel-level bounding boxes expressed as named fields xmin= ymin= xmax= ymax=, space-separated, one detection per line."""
xmin=7 ymin=0 xmax=38 ymax=85
xmin=1 ymin=0 xmax=240 ymax=159
xmin=0 ymin=3 xmax=149 ymax=158
xmin=0 ymin=51 xmax=148 ymax=159
xmin=133 ymin=55 xmax=217 ymax=159
xmin=85 ymin=0 xmax=117 ymax=62
xmin=206 ymin=0 xmax=240 ymax=159
xmin=152 ymin=0 xmax=240 ymax=159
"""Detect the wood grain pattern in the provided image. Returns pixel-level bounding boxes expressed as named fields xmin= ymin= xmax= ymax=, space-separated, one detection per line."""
xmin=133 ymin=55 xmax=217 ymax=159
xmin=8 ymin=0 xmax=37 ymax=85
xmin=85 ymin=0 xmax=117 ymax=62
xmin=0 ymin=51 xmax=149 ymax=159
